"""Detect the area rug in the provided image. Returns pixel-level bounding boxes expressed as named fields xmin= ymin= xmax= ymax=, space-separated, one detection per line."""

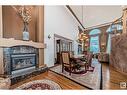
xmin=50 ymin=59 xmax=102 ymax=90
xmin=16 ymin=79 xmax=61 ymax=90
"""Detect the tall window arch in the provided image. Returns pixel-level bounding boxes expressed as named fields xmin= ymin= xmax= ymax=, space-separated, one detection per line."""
xmin=89 ymin=29 xmax=101 ymax=54
xmin=106 ymin=24 xmax=122 ymax=54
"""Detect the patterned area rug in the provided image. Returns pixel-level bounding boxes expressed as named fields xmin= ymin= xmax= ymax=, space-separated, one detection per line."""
xmin=50 ymin=59 xmax=102 ymax=89
xmin=16 ymin=79 xmax=61 ymax=90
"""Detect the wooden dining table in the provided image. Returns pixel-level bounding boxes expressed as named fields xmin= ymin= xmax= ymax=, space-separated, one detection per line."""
xmin=73 ymin=54 xmax=85 ymax=59
xmin=70 ymin=54 xmax=88 ymax=73
xmin=70 ymin=54 xmax=87 ymax=64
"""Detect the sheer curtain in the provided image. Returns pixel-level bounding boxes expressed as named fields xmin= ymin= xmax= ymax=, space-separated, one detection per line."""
xmin=90 ymin=36 xmax=100 ymax=54
xmin=106 ymin=34 xmax=112 ymax=54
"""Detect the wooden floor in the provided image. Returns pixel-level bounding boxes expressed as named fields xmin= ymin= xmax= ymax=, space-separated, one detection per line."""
xmin=102 ymin=63 xmax=127 ymax=89
xmin=11 ymin=70 xmax=87 ymax=89
xmin=11 ymin=62 xmax=127 ymax=90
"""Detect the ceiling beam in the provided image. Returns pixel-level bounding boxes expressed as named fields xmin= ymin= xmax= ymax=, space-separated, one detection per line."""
xmin=84 ymin=22 xmax=112 ymax=30
xmin=66 ymin=5 xmax=85 ymax=29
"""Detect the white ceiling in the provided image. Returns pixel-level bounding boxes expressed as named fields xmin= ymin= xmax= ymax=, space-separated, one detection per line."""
xmin=70 ymin=6 xmax=123 ymax=28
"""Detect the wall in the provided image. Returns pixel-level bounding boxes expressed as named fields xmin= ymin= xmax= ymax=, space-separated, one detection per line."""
xmin=44 ymin=6 xmax=82 ymax=67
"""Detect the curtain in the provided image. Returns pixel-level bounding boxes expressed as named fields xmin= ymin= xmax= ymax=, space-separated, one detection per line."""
xmin=90 ymin=36 xmax=100 ymax=54
xmin=106 ymin=34 xmax=112 ymax=54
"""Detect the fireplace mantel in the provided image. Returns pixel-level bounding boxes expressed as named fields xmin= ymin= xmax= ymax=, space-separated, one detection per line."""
xmin=0 ymin=38 xmax=46 ymax=49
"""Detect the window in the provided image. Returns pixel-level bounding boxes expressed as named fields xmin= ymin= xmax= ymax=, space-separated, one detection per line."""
xmin=106 ymin=24 xmax=122 ymax=54
xmin=107 ymin=24 xmax=122 ymax=32
xmin=89 ymin=29 xmax=101 ymax=35
xmin=89 ymin=29 xmax=101 ymax=54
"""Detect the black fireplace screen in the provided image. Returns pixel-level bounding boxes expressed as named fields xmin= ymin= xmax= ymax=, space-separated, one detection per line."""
xmin=11 ymin=54 xmax=36 ymax=71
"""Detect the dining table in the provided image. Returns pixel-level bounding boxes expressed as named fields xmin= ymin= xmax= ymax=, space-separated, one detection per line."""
xmin=73 ymin=54 xmax=85 ymax=59
xmin=71 ymin=54 xmax=87 ymax=64
xmin=70 ymin=54 xmax=88 ymax=73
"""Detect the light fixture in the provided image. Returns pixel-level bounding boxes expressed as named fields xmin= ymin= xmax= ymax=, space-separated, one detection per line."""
xmin=86 ymin=39 xmax=89 ymax=41
xmin=77 ymin=32 xmax=89 ymax=43
xmin=48 ymin=35 xmax=51 ymax=39
xmin=101 ymin=43 xmax=105 ymax=46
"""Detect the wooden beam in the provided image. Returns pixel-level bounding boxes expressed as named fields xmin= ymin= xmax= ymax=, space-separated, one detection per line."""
xmin=84 ymin=22 xmax=112 ymax=31
xmin=66 ymin=5 xmax=85 ymax=29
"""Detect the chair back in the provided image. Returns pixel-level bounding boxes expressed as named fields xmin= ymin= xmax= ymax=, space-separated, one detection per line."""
xmin=83 ymin=51 xmax=87 ymax=55
xmin=61 ymin=51 xmax=70 ymax=65
xmin=87 ymin=52 xmax=93 ymax=65
xmin=69 ymin=51 xmax=74 ymax=58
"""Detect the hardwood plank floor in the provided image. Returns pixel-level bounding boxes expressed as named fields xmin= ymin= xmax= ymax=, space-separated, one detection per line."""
xmin=102 ymin=62 xmax=127 ymax=90
xmin=11 ymin=62 xmax=127 ymax=90
xmin=10 ymin=70 xmax=87 ymax=89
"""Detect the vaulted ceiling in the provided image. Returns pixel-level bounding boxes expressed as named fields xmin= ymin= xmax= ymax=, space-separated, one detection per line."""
xmin=70 ymin=6 xmax=123 ymax=28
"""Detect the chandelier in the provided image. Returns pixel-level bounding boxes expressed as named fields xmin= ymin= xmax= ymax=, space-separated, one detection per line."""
xmin=77 ymin=32 xmax=89 ymax=43
xmin=77 ymin=6 xmax=89 ymax=43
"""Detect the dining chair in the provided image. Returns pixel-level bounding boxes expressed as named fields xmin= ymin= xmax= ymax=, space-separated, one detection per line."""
xmin=69 ymin=51 xmax=74 ymax=58
xmin=61 ymin=51 xmax=78 ymax=75
xmin=85 ymin=52 xmax=94 ymax=71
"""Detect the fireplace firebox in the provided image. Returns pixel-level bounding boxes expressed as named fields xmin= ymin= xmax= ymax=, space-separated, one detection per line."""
xmin=11 ymin=53 xmax=36 ymax=71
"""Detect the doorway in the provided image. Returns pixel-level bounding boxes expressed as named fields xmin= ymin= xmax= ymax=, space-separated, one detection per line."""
xmin=54 ymin=34 xmax=74 ymax=65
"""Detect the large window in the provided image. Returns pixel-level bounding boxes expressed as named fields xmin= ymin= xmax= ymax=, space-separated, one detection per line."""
xmin=106 ymin=24 xmax=122 ymax=54
xmin=89 ymin=29 xmax=101 ymax=54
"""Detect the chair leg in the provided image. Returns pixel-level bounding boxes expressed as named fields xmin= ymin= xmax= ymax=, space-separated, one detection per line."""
xmin=74 ymin=67 xmax=76 ymax=72
xmin=62 ymin=65 xmax=64 ymax=73
xmin=85 ymin=64 xmax=88 ymax=71
xmin=69 ymin=67 xmax=71 ymax=75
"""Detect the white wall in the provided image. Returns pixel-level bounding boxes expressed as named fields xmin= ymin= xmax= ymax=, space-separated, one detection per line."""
xmin=44 ymin=6 xmax=82 ymax=67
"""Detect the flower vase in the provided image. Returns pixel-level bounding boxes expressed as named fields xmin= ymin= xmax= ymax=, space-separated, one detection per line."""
xmin=23 ymin=22 xmax=29 ymax=41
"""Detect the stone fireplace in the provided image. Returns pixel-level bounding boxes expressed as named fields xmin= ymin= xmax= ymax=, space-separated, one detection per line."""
xmin=3 ymin=46 xmax=39 ymax=75
xmin=0 ymin=38 xmax=47 ymax=84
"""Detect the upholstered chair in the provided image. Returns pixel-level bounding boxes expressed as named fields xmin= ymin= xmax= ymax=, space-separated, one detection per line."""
xmin=85 ymin=52 xmax=94 ymax=71
xmin=61 ymin=51 xmax=77 ymax=75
